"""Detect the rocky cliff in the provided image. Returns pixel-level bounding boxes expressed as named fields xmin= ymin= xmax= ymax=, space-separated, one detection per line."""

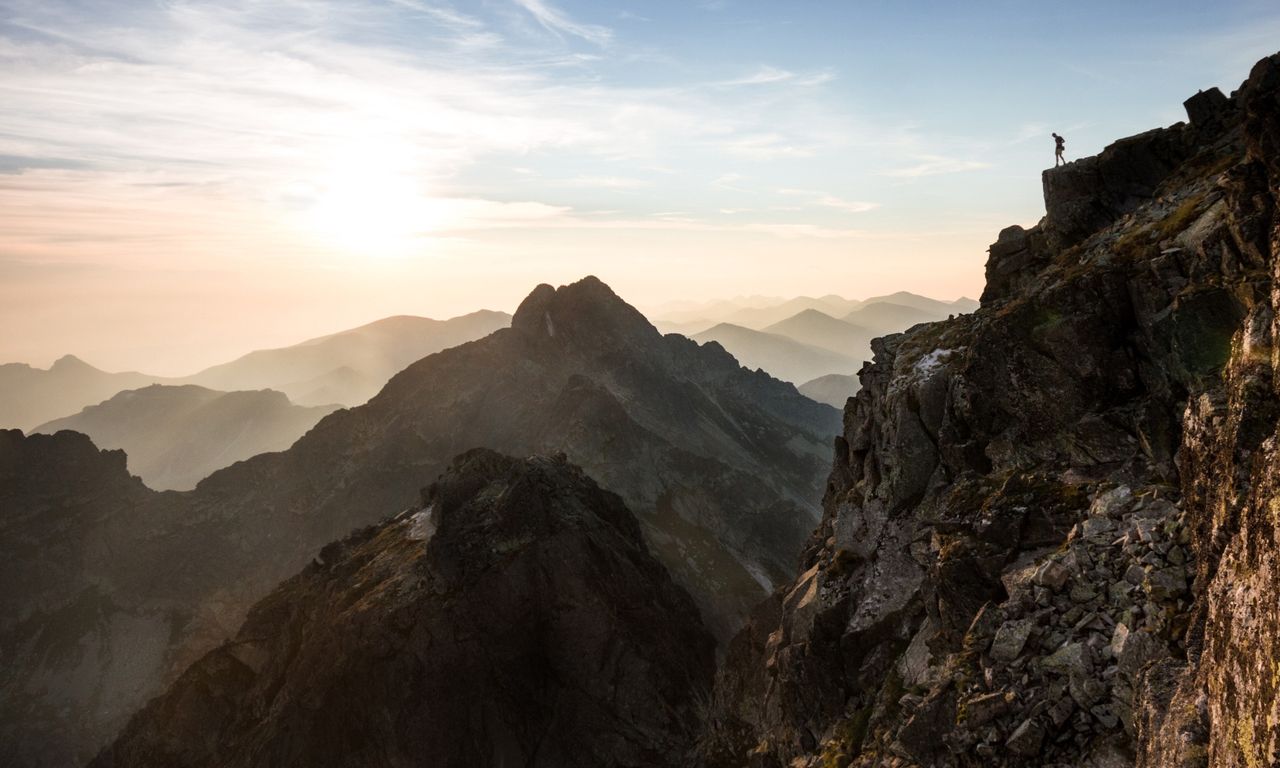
xmin=699 ymin=52 xmax=1280 ymax=768
xmin=92 ymin=449 xmax=715 ymax=768
xmin=0 ymin=431 xmax=175 ymax=767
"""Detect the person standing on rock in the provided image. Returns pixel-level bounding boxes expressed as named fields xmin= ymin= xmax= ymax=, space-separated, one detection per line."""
xmin=1052 ymin=132 xmax=1066 ymax=166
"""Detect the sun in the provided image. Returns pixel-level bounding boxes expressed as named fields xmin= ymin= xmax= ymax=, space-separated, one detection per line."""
xmin=300 ymin=144 xmax=440 ymax=257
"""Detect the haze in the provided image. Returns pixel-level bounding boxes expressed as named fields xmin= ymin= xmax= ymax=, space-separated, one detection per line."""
xmin=3 ymin=0 xmax=1279 ymax=374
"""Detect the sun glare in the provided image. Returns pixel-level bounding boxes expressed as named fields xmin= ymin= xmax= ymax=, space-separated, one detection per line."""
xmin=301 ymin=145 xmax=438 ymax=258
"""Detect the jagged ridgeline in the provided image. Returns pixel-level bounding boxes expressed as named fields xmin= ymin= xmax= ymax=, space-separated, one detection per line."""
xmin=0 ymin=278 xmax=838 ymax=766
xmin=700 ymin=51 xmax=1280 ymax=767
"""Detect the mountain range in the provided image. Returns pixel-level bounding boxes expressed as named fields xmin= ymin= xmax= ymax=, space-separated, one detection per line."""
xmin=33 ymin=385 xmax=339 ymax=491
xmin=0 ymin=276 xmax=838 ymax=766
xmin=0 ymin=310 xmax=512 ymax=431
xmin=680 ymin=294 xmax=976 ymax=396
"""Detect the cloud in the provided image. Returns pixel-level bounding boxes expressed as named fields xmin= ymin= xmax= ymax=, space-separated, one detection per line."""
xmin=511 ymin=0 xmax=613 ymax=46
xmin=553 ymin=175 xmax=649 ymax=189
xmin=880 ymin=156 xmax=991 ymax=178
xmin=717 ymin=65 xmax=834 ymax=88
xmin=0 ymin=155 xmax=89 ymax=174
xmin=724 ymin=133 xmax=815 ymax=159
xmin=816 ymin=195 xmax=879 ymax=213
xmin=721 ymin=65 xmax=794 ymax=86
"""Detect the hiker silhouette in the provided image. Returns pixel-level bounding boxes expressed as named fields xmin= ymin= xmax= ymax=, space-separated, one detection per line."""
xmin=1053 ymin=132 xmax=1066 ymax=166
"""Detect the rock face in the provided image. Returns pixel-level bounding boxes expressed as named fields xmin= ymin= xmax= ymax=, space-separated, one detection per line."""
xmin=699 ymin=51 xmax=1280 ymax=768
xmin=35 ymin=385 xmax=337 ymax=491
xmin=0 ymin=277 xmax=837 ymax=764
xmin=92 ymin=450 xmax=715 ymax=768
xmin=0 ymin=431 xmax=174 ymax=767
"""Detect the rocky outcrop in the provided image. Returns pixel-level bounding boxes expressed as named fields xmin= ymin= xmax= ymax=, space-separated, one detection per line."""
xmin=699 ymin=51 xmax=1280 ymax=768
xmin=92 ymin=450 xmax=715 ymax=768
xmin=0 ymin=431 xmax=175 ymax=767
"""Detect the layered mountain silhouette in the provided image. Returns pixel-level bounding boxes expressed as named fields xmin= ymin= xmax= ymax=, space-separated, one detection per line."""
xmin=0 ymin=276 xmax=838 ymax=765
xmin=0 ymin=355 xmax=165 ymax=431
xmin=0 ymin=310 xmax=511 ymax=431
xmin=762 ymin=309 xmax=877 ymax=356
xmin=665 ymin=291 xmax=975 ymax=390
xmin=797 ymin=372 xmax=858 ymax=408
xmin=693 ymin=322 xmax=860 ymax=384
xmin=92 ymin=450 xmax=715 ymax=768
xmin=841 ymin=299 xmax=943 ymax=331
xmin=182 ymin=310 xmax=511 ymax=407
xmin=34 ymin=385 xmax=338 ymax=491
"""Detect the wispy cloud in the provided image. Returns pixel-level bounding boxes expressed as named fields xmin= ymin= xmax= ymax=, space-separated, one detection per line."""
xmin=816 ymin=195 xmax=879 ymax=213
xmin=553 ymin=175 xmax=649 ymax=189
xmin=717 ymin=65 xmax=834 ymax=87
xmin=511 ymin=0 xmax=613 ymax=46
xmin=881 ymin=156 xmax=991 ymax=178
xmin=723 ymin=133 xmax=815 ymax=159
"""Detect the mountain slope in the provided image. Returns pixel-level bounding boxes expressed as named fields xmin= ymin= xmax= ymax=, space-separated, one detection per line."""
xmin=693 ymin=322 xmax=860 ymax=383
xmin=0 ymin=431 xmax=168 ymax=768
xmin=1 ymin=277 xmax=838 ymax=764
xmin=184 ymin=310 xmax=511 ymax=406
xmin=0 ymin=311 xmax=511 ymax=431
xmin=0 ymin=355 xmax=166 ymax=431
xmin=34 ymin=385 xmax=338 ymax=491
xmin=700 ymin=53 xmax=1280 ymax=768
xmin=762 ymin=309 xmax=877 ymax=359
xmin=92 ymin=450 xmax=715 ymax=768
xmin=718 ymin=296 xmax=862 ymax=329
xmin=841 ymin=300 xmax=944 ymax=333
xmin=797 ymin=372 xmax=859 ymax=408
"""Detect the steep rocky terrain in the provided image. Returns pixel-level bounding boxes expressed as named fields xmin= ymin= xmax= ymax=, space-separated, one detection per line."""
xmin=0 ymin=277 xmax=837 ymax=765
xmin=92 ymin=450 xmax=715 ymax=768
xmin=35 ymin=385 xmax=337 ymax=490
xmin=699 ymin=53 xmax=1280 ymax=768
xmin=0 ymin=431 xmax=175 ymax=767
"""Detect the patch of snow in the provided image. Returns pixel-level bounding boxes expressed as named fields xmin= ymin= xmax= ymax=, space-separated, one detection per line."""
xmin=407 ymin=504 xmax=437 ymax=542
xmin=914 ymin=348 xmax=953 ymax=377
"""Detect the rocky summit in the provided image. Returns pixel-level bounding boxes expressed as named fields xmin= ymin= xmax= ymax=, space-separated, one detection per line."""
xmin=698 ymin=52 xmax=1280 ymax=767
xmin=92 ymin=449 xmax=715 ymax=768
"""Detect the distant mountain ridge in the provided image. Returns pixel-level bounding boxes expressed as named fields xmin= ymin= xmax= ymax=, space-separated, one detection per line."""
xmin=692 ymin=322 xmax=861 ymax=384
xmin=183 ymin=310 xmax=512 ymax=406
xmin=0 ymin=310 xmax=512 ymax=430
xmin=34 ymin=385 xmax=338 ymax=491
xmin=0 ymin=355 xmax=168 ymax=431
xmin=676 ymin=291 xmax=977 ymax=391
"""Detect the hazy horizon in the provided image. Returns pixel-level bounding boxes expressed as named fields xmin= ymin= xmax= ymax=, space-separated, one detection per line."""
xmin=4 ymin=0 xmax=1280 ymax=374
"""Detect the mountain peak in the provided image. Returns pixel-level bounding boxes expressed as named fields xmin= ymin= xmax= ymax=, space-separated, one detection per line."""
xmin=510 ymin=276 xmax=659 ymax=349
xmin=50 ymin=354 xmax=96 ymax=373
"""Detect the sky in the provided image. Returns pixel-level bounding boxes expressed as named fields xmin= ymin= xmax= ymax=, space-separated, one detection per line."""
xmin=2 ymin=0 xmax=1279 ymax=374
